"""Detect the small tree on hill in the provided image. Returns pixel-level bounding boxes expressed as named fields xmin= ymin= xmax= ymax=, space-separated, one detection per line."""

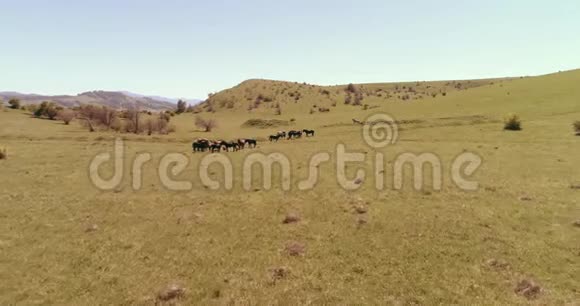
xmin=57 ymin=109 xmax=76 ymax=125
xmin=176 ymin=99 xmax=187 ymax=114
xmin=8 ymin=98 xmax=21 ymax=109
xmin=344 ymin=93 xmax=352 ymax=105
xmin=195 ymin=116 xmax=217 ymax=132
xmin=126 ymin=106 xmax=141 ymax=134
xmin=346 ymin=83 xmax=357 ymax=94
xmin=353 ymin=92 xmax=363 ymax=106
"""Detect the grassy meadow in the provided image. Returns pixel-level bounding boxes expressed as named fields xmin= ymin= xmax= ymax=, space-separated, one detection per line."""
xmin=1 ymin=70 xmax=579 ymax=305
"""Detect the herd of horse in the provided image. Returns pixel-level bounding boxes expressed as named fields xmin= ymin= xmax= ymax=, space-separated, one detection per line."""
xmin=269 ymin=129 xmax=315 ymax=142
xmin=191 ymin=129 xmax=315 ymax=153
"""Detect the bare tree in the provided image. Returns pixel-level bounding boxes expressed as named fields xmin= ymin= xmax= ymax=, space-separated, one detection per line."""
xmin=195 ymin=116 xmax=217 ymax=132
xmin=57 ymin=109 xmax=76 ymax=125
xmin=126 ymin=106 xmax=141 ymax=134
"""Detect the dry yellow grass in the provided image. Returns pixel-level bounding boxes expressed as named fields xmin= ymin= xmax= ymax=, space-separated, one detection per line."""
xmin=1 ymin=70 xmax=579 ymax=304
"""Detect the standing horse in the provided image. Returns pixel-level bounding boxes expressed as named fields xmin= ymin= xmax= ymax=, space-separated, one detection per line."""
xmin=210 ymin=141 xmax=222 ymax=153
xmin=237 ymin=139 xmax=246 ymax=150
xmin=223 ymin=141 xmax=239 ymax=152
xmin=287 ymin=130 xmax=302 ymax=139
xmin=302 ymin=129 xmax=315 ymax=137
xmin=245 ymin=139 xmax=257 ymax=148
xmin=193 ymin=139 xmax=210 ymax=152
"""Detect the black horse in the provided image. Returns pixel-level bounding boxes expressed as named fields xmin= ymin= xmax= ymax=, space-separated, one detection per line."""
xmin=222 ymin=141 xmax=239 ymax=152
xmin=269 ymin=135 xmax=280 ymax=142
xmin=237 ymin=139 xmax=246 ymax=150
xmin=302 ymin=129 xmax=315 ymax=137
xmin=245 ymin=139 xmax=257 ymax=148
xmin=287 ymin=130 xmax=302 ymax=139
xmin=193 ymin=139 xmax=210 ymax=152
xmin=210 ymin=142 xmax=222 ymax=153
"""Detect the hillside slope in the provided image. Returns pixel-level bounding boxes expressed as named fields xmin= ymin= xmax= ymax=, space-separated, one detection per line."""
xmin=199 ymin=76 xmax=516 ymax=114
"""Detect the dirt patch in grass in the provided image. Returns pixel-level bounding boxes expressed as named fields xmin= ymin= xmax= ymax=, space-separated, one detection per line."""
xmin=282 ymin=213 xmax=300 ymax=224
xmin=285 ymin=242 xmax=306 ymax=256
xmin=514 ymin=279 xmax=542 ymax=300
xmin=157 ymin=284 xmax=186 ymax=302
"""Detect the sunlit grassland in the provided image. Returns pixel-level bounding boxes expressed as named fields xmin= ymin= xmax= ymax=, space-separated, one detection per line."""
xmin=0 ymin=70 xmax=579 ymax=304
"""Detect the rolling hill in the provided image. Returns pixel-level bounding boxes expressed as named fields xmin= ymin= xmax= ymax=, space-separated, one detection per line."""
xmin=198 ymin=76 xmax=518 ymax=114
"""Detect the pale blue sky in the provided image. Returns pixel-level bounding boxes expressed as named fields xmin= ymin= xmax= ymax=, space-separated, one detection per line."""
xmin=1 ymin=0 xmax=579 ymax=99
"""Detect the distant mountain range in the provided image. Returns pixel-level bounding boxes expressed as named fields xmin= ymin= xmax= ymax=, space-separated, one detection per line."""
xmin=0 ymin=91 xmax=202 ymax=111
xmin=119 ymin=91 xmax=202 ymax=105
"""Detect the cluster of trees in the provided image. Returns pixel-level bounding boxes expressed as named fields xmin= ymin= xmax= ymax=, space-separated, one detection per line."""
xmin=78 ymin=105 xmax=175 ymax=135
xmin=17 ymin=101 xmax=176 ymax=135
xmin=33 ymin=101 xmax=61 ymax=119
xmin=344 ymin=84 xmax=364 ymax=106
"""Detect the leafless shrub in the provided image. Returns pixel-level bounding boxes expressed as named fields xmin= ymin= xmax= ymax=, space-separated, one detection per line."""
xmin=78 ymin=105 xmax=118 ymax=131
xmin=57 ymin=109 xmax=76 ymax=125
xmin=195 ymin=116 xmax=218 ymax=132
xmin=344 ymin=93 xmax=352 ymax=105
xmin=145 ymin=118 xmax=156 ymax=135
xmin=346 ymin=83 xmax=357 ymax=93
xmin=125 ymin=106 xmax=142 ymax=134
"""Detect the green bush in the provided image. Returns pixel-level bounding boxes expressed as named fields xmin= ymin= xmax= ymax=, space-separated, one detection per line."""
xmin=504 ymin=114 xmax=522 ymax=131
